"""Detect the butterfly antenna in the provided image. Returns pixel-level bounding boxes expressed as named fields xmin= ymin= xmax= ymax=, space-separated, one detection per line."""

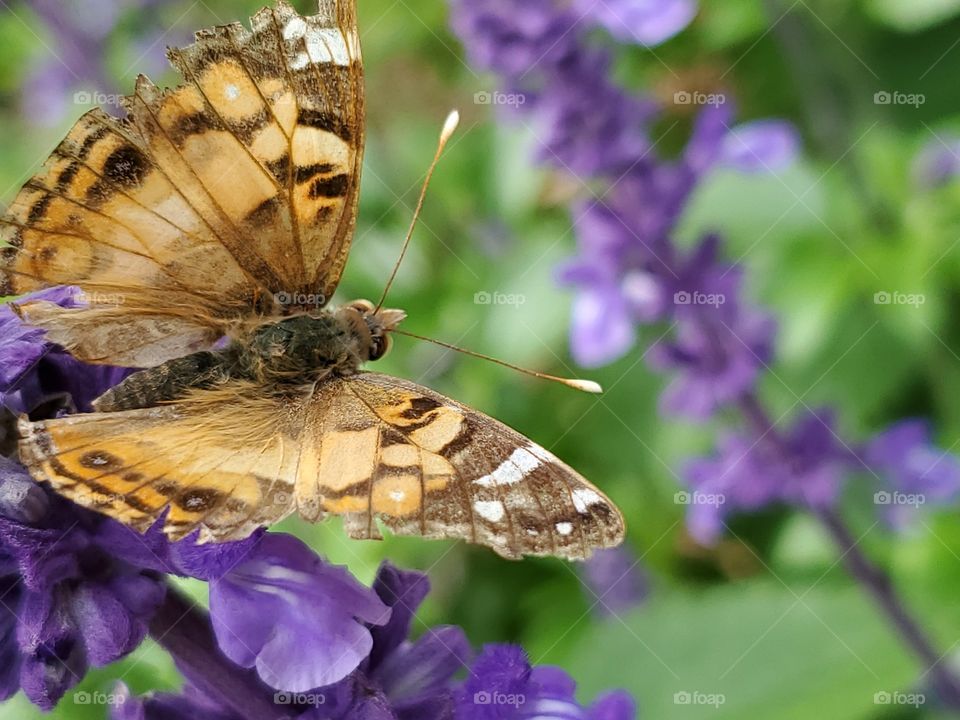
xmin=375 ymin=110 xmax=461 ymax=313
xmin=394 ymin=328 xmax=603 ymax=394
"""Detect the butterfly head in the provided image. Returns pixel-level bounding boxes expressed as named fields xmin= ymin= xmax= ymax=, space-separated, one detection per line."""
xmin=337 ymin=299 xmax=406 ymax=363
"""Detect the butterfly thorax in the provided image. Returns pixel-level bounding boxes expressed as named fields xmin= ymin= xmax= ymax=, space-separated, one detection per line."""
xmin=93 ymin=300 xmax=405 ymax=412
xmin=240 ymin=300 xmax=405 ymax=384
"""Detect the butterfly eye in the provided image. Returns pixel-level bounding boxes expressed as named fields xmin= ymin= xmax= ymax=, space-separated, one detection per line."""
xmin=369 ymin=333 xmax=392 ymax=361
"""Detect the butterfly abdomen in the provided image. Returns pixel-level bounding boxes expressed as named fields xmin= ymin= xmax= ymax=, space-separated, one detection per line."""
xmin=93 ymin=350 xmax=237 ymax=412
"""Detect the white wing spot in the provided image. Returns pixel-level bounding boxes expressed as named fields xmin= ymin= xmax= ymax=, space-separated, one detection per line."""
xmin=389 ymin=490 xmax=406 ymax=502
xmin=285 ymin=16 xmax=351 ymax=68
xmin=556 ymin=522 xmax=573 ymax=536
xmin=474 ymin=447 xmax=541 ymax=488
xmin=225 ymin=84 xmax=240 ymax=101
xmin=571 ymin=488 xmax=602 ymax=514
xmin=474 ymin=500 xmax=505 ymax=523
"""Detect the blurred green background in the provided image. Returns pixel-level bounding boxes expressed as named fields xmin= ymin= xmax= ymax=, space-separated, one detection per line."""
xmin=3 ymin=0 xmax=960 ymax=718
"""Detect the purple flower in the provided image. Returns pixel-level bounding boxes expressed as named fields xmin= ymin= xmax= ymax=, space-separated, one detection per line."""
xmin=649 ymin=246 xmax=776 ymax=420
xmin=580 ymin=547 xmax=648 ymax=616
xmin=865 ymin=420 xmax=960 ymax=528
xmin=720 ymin=120 xmax=802 ymax=173
xmin=0 ymin=457 xmax=165 ymax=709
xmin=1 ymin=287 xmax=134 ymax=416
xmin=209 ymin=533 xmax=391 ymax=692
xmin=576 ymin=0 xmax=698 ymax=46
xmin=684 ymin=410 xmax=851 ymax=544
xmin=457 ymin=644 xmax=636 ymax=720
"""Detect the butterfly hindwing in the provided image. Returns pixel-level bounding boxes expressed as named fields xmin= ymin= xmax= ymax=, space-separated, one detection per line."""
xmin=299 ymin=373 xmax=626 ymax=560
xmin=1 ymin=0 xmax=363 ymax=366
xmin=17 ymin=382 xmax=304 ymax=542
xmin=18 ymin=372 xmax=624 ymax=560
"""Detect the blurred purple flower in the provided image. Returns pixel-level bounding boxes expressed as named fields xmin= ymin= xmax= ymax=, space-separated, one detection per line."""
xmin=449 ymin=0 xmax=583 ymax=81
xmin=684 ymin=410 xmax=850 ymax=544
xmin=22 ymin=0 xmax=175 ymax=126
xmin=649 ymin=247 xmax=776 ymax=420
xmin=865 ymin=420 xmax=960 ymax=528
xmin=912 ymin=136 xmax=960 ymax=188
xmin=576 ymin=0 xmax=698 ymax=46
xmin=720 ymin=120 xmax=802 ymax=173
xmin=580 ymin=547 xmax=648 ymax=616
xmin=458 ymin=644 xmax=636 ymax=720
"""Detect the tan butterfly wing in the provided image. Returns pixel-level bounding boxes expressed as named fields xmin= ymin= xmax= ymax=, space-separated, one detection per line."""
xmin=17 ymin=382 xmax=302 ymax=542
xmin=297 ymin=373 xmax=625 ymax=560
xmin=18 ymin=373 xmax=624 ymax=559
xmin=0 ymin=0 xmax=363 ymax=367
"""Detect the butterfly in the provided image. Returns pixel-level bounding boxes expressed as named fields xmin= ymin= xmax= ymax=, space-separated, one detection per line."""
xmin=0 ymin=0 xmax=625 ymax=560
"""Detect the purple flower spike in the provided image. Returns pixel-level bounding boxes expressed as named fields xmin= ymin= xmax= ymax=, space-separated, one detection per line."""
xmin=866 ymin=420 xmax=960 ymax=528
xmin=209 ymin=533 xmax=391 ymax=692
xmin=576 ymin=0 xmax=698 ymax=46
xmin=684 ymin=409 xmax=850 ymax=543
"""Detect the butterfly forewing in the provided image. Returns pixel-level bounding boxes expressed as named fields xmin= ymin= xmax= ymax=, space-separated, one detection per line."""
xmin=0 ymin=0 xmax=363 ymax=367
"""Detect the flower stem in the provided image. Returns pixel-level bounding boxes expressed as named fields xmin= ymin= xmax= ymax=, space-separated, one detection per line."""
xmin=149 ymin=584 xmax=289 ymax=720
xmin=738 ymin=393 xmax=960 ymax=708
